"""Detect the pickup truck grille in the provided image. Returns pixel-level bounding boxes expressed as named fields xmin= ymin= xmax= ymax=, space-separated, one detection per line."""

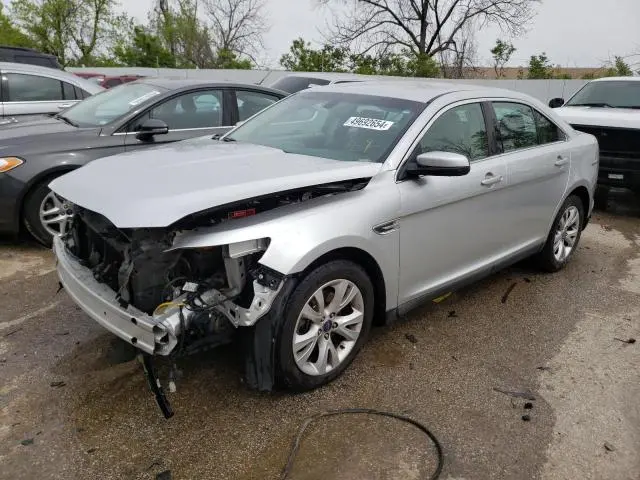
xmin=570 ymin=124 xmax=640 ymax=159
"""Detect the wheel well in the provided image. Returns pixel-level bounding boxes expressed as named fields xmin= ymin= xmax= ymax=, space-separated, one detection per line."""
xmin=568 ymin=186 xmax=590 ymax=228
xmin=303 ymin=247 xmax=387 ymax=326
xmin=18 ymin=168 xmax=76 ymax=229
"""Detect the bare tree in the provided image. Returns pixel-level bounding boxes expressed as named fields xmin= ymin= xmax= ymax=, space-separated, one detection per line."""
xmin=204 ymin=0 xmax=268 ymax=62
xmin=321 ymin=0 xmax=538 ymax=59
xmin=439 ymin=22 xmax=479 ymax=78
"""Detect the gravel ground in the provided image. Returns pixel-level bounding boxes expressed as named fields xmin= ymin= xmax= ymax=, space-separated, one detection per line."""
xmin=1 ymin=190 xmax=639 ymax=480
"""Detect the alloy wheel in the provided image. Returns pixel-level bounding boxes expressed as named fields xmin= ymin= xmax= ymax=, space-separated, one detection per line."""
xmin=39 ymin=191 xmax=73 ymax=237
xmin=292 ymin=279 xmax=365 ymax=376
xmin=553 ymin=205 xmax=580 ymax=262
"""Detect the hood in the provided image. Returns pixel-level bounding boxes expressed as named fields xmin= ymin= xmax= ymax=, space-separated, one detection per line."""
xmin=555 ymin=106 xmax=640 ymax=130
xmin=50 ymin=141 xmax=382 ymax=228
xmin=0 ymin=116 xmax=89 ymax=153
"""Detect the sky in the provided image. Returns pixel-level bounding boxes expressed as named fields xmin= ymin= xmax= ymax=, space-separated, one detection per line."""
xmin=125 ymin=0 xmax=640 ymax=69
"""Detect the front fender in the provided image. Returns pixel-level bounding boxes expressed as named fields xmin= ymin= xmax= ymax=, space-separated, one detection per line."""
xmin=171 ymin=171 xmax=401 ymax=311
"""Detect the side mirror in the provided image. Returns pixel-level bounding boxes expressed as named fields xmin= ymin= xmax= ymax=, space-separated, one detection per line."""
xmin=548 ymin=98 xmax=565 ymax=109
xmin=408 ymin=151 xmax=470 ymax=177
xmin=136 ymin=118 xmax=169 ymax=140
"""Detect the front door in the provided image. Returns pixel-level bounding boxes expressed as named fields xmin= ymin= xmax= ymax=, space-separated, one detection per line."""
xmin=124 ymin=89 xmax=231 ymax=151
xmin=397 ymin=101 xmax=512 ymax=306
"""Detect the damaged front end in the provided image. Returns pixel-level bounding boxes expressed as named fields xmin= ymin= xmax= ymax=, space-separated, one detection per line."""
xmin=54 ymin=179 xmax=369 ymax=417
xmin=59 ymin=207 xmax=285 ymax=358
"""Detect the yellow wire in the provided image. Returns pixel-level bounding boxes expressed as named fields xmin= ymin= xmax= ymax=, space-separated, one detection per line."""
xmin=153 ymin=301 xmax=185 ymax=316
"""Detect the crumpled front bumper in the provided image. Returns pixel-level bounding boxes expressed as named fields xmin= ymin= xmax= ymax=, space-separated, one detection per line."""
xmin=53 ymin=236 xmax=161 ymax=354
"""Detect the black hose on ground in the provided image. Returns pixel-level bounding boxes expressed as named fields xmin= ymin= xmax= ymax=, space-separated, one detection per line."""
xmin=280 ymin=408 xmax=444 ymax=480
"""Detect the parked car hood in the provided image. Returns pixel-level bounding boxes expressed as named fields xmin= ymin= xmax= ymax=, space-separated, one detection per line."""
xmin=50 ymin=141 xmax=383 ymax=228
xmin=555 ymin=106 xmax=640 ymax=129
xmin=0 ymin=116 xmax=92 ymax=152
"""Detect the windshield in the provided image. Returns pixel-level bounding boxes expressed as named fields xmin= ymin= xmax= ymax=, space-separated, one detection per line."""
xmin=226 ymin=91 xmax=425 ymax=163
xmin=566 ymin=81 xmax=640 ymax=109
xmin=61 ymin=83 xmax=166 ymax=127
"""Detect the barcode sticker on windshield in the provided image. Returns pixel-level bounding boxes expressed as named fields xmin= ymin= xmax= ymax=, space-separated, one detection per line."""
xmin=343 ymin=116 xmax=394 ymax=131
xmin=129 ymin=91 xmax=161 ymax=106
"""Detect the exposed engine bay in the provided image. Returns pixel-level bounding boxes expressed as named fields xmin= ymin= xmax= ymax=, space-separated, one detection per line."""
xmin=61 ymin=180 xmax=368 ymax=356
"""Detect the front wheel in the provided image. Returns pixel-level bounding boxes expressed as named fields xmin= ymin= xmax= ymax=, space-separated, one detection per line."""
xmin=534 ymin=195 xmax=585 ymax=272
xmin=23 ymin=178 xmax=73 ymax=247
xmin=276 ymin=260 xmax=374 ymax=391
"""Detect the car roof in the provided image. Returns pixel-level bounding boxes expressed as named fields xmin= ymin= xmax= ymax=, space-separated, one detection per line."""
xmin=135 ymin=77 xmax=288 ymax=96
xmin=306 ymin=79 xmax=528 ymax=103
xmin=591 ymin=76 xmax=640 ymax=82
xmin=0 ymin=62 xmax=105 ymax=93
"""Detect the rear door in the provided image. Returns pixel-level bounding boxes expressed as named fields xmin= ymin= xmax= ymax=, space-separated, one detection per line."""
xmin=2 ymin=72 xmax=79 ymax=119
xmin=489 ymin=101 xmax=570 ymax=248
xmin=124 ymin=88 xmax=231 ymax=151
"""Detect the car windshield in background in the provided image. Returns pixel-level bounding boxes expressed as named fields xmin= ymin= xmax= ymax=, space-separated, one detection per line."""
xmin=566 ymin=81 xmax=640 ymax=109
xmin=61 ymin=83 xmax=167 ymax=128
xmin=270 ymin=76 xmax=331 ymax=93
xmin=227 ymin=91 xmax=425 ymax=163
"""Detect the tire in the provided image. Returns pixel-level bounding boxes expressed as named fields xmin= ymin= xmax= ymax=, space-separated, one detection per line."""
xmin=534 ymin=195 xmax=585 ymax=273
xmin=23 ymin=177 xmax=71 ymax=247
xmin=275 ymin=260 xmax=375 ymax=391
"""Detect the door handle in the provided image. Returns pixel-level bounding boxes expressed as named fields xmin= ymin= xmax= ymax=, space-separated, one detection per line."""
xmin=481 ymin=173 xmax=503 ymax=187
xmin=554 ymin=155 xmax=569 ymax=167
xmin=57 ymin=103 xmax=73 ymax=110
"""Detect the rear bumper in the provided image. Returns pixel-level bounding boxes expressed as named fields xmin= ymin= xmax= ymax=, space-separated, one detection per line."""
xmin=54 ymin=236 xmax=160 ymax=354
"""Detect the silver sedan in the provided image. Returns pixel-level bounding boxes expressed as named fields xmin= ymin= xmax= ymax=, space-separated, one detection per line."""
xmin=51 ymin=80 xmax=598 ymax=403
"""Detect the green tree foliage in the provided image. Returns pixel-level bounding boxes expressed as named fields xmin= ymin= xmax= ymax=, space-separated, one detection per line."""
xmin=280 ymin=39 xmax=440 ymax=77
xmin=279 ymin=38 xmax=350 ymax=72
xmin=114 ymin=26 xmax=177 ymax=68
xmin=491 ymin=39 xmax=516 ymax=78
xmin=11 ymin=0 xmax=129 ymax=66
xmin=0 ymin=3 xmax=35 ymax=47
xmin=213 ymin=48 xmax=252 ymax=69
xmin=603 ymin=56 xmax=634 ymax=77
xmin=527 ymin=53 xmax=554 ymax=79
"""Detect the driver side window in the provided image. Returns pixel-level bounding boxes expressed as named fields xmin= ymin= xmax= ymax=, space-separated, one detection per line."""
xmin=418 ymin=103 xmax=489 ymax=162
xmin=129 ymin=90 xmax=223 ymax=131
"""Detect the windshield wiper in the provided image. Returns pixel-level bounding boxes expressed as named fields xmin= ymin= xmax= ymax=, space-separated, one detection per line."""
xmin=568 ymin=102 xmax=614 ymax=108
xmin=55 ymin=114 xmax=79 ymax=127
xmin=211 ymin=133 xmax=236 ymax=142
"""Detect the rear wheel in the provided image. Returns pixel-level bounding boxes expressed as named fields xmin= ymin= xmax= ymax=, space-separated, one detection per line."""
xmin=276 ymin=260 xmax=374 ymax=390
xmin=534 ymin=195 xmax=584 ymax=272
xmin=23 ymin=178 xmax=73 ymax=247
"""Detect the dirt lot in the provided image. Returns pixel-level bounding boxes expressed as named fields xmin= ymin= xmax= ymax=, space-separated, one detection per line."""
xmin=1 ymin=191 xmax=639 ymax=480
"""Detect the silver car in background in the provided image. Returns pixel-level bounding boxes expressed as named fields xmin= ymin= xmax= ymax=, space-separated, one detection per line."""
xmin=51 ymin=81 xmax=598 ymax=407
xmin=0 ymin=62 xmax=104 ymax=124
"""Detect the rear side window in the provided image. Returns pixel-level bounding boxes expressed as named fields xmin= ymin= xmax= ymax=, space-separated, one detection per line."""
xmin=62 ymin=82 xmax=77 ymax=100
xmin=492 ymin=102 xmax=538 ymax=152
xmin=5 ymin=73 xmax=63 ymax=101
xmin=419 ymin=103 xmax=489 ymax=161
xmin=533 ymin=110 xmax=564 ymax=144
xmin=236 ymin=90 xmax=281 ymax=121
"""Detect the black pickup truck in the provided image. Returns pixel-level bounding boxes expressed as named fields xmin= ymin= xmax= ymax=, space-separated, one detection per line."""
xmin=549 ymin=77 xmax=640 ymax=200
